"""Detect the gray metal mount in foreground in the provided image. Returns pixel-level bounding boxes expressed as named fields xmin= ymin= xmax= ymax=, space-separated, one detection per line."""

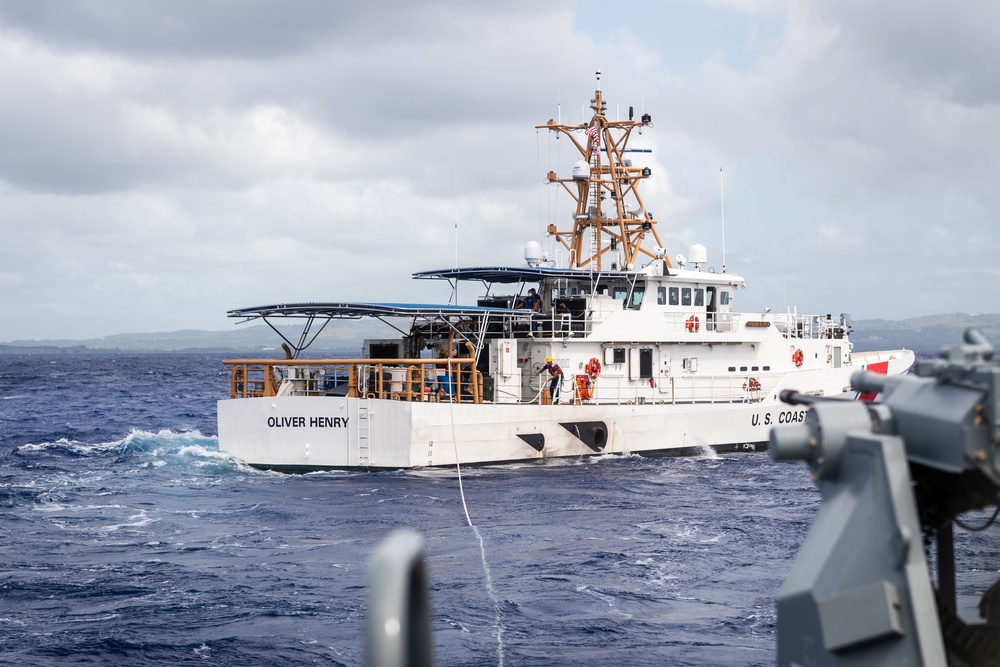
xmin=366 ymin=530 xmax=433 ymax=667
xmin=772 ymin=328 xmax=1000 ymax=666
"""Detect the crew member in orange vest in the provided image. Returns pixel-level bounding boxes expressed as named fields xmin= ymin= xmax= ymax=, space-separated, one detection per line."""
xmin=532 ymin=356 xmax=564 ymax=404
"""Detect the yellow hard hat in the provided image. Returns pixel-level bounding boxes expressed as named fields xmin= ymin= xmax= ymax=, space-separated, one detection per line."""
xmin=546 ymin=356 xmax=553 ymax=363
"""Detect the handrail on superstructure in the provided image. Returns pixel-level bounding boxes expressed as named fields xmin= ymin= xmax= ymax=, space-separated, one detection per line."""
xmin=223 ymin=357 xmax=483 ymax=404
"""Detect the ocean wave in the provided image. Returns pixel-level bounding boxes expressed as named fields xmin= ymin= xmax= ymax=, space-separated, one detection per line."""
xmin=16 ymin=437 xmax=122 ymax=456
xmin=176 ymin=443 xmax=231 ymax=461
xmin=12 ymin=428 xmax=250 ymax=474
xmin=588 ymin=452 xmax=642 ymax=462
xmin=118 ymin=428 xmax=218 ymax=452
xmin=16 ymin=428 xmax=213 ymax=453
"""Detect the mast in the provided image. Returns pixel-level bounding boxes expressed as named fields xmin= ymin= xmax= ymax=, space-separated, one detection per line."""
xmin=537 ymin=70 xmax=667 ymax=271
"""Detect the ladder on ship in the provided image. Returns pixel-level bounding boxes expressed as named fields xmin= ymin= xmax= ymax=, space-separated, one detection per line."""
xmin=356 ymin=399 xmax=371 ymax=469
xmin=589 ymin=149 xmax=600 ymax=264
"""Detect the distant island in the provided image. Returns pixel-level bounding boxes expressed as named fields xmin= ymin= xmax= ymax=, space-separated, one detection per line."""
xmin=1 ymin=313 xmax=998 ymax=356
xmin=0 ymin=319 xmax=394 ymax=356
xmin=849 ymin=312 xmax=1000 ymax=355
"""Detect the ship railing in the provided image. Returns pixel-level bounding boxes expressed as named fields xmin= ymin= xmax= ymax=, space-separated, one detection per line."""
xmin=527 ymin=310 xmax=593 ymax=338
xmin=663 ymin=312 xmax=737 ymax=334
xmin=528 ymin=311 xmax=849 ymax=339
xmin=573 ymin=372 xmax=771 ymax=405
xmin=528 ymin=311 xmax=790 ymax=337
xmin=530 ymin=312 xmax=746 ymax=338
xmin=779 ymin=314 xmax=851 ymax=341
xmin=223 ymin=358 xmax=484 ymax=404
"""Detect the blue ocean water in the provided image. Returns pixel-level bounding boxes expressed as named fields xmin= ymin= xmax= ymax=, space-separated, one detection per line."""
xmin=0 ymin=353 xmax=993 ymax=666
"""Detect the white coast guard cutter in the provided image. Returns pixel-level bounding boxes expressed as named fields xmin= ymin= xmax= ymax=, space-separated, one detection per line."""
xmin=217 ymin=75 xmax=913 ymax=471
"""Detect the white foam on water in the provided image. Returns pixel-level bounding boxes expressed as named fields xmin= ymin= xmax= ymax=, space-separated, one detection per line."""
xmin=688 ymin=434 xmax=720 ymax=460
xmin=575 ymin=584 xmax=633 ymax=619
xmin=17 ymin=428 xmax=219 ymax=457
xmin=17 ymin=437 xmax=119 ymax=455
xmin=65 ymin=613 xmax=121 ymax=623
xmin=32 ymin=502 xmax=72 ymax=513
xmin=99 ymin=508 xmax=156 ymax=533
xmin=612 ymin=422 xmax=630 ymax=455
xmin=444 ymin=619 xmax=472 ymax=633
xmin=120 ymin=427 xmax=217 ymax=450
xmin=177 ymin=444 xmax=236 ymax=462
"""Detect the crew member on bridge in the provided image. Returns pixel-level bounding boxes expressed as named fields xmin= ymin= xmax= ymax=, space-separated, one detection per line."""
xmin=522 ymin=288 xmax=542 ymax=334
xmin=555 ymin=301 xmax=571 ymax=334
xmin=522 ymin=288 xmax=541 ymax=312
xmin=532 ymin=356 xmax=564 ymax=404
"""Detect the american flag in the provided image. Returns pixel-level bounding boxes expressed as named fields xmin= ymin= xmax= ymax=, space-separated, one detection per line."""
xmin=586 ymin=124 xmax=600 ymax=154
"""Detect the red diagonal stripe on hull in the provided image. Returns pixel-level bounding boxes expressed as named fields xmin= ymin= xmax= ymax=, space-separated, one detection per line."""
xmin=858 ymin=360 xmax=890 ymax=402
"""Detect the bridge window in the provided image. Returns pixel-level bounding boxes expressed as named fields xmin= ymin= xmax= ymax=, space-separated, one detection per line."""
xmin=694 ymin=288 xmax=704 ymax=307
xmin=627 ymin=284 xmax=645 ymax=309
xmin=681 ymin=288 xmax=692 ymax=306
xmin=657 ymin=286 xmax=666 ymax=305
xmin=669 ymin=287 xmax=679 ymax=305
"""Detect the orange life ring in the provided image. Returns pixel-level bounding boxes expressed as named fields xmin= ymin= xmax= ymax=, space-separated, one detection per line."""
xmin=587 ymin=357 xmax=602 ymax=378
xmin=743 ymin=377 xmax=761 ymax=392
xmin=792 ymin=349 xmax=804 ymax=367
xmin=685 ymin=315 xmax=700 ymax=333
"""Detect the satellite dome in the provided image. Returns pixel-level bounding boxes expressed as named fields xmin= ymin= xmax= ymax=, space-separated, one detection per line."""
xmin=523 ymin=241 xmax=543 ymax=265
xmin=688 ymin=244 xmax=707 ymax=265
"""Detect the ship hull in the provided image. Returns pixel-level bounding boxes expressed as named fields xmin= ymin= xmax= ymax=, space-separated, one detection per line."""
xmin=217 ymin=349 xmax=912 ymax=471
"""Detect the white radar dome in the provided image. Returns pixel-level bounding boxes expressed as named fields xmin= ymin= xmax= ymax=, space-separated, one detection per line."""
xmin=572 ymin=160 xmax=590 ymax=179
xmin=688 ymin=244 xmax=708 ymax=265
xmin=523 ymin=241 xmax=543 ymax=265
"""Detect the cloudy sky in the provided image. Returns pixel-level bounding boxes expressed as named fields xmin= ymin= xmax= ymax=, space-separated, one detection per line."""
xmin=1 ymin=0 xmax=998 ymax=341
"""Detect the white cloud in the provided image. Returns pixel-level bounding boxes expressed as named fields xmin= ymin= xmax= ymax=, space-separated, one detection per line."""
xmin=0 ymin=0 xmax=997 ymax=340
